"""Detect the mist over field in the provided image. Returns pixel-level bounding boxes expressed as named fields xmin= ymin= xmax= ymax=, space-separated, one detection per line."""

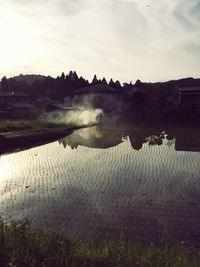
xmin=42 ymin=107 xmax=103 ymax=126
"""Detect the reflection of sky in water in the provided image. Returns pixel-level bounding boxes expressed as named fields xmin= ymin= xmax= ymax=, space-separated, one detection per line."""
xmin=1 ymin=126 xmax=200 ymax=245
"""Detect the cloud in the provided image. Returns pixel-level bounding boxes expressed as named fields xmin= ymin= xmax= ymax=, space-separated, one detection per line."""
xmin=4 ymin=0 xmax=87 ymax=16
xmin=57 ymin=0 xmax=87 ymax=15
xmin=172 ymin=0 xmax=199 ymax=31
xmin=190 ymin=1 xmax=200 ymax=19
xmin=0 ymin=0 xmax=199 ymax=81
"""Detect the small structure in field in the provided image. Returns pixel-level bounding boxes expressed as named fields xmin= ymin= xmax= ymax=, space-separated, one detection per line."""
xmin=0 ymin=91 xmax=35 ymax=118
xmin=0 ymin=91 xmax=33 ymax=104
xmin=178 ymin=86 xmax=200 ymax=105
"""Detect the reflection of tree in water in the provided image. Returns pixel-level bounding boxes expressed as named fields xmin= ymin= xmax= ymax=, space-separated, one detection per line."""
xmin=127 ymin=126 xmax=200 ymax=152
xmin=166 ymin=139 xmax=175 ymax=147
xmin=59 ymin=126 xmax=122 ymax=149
xmin=58 ymin=138 xmax=78 ymax=149
xmin=129 ymin=133 xmax=145 ymax=150
xmin=58 ymin=124 xmax=200 ymax=152
xmin=129 ymin=129 xmax=166 ymax=150
xmin=146 ymin=132 xmax=165 ymax=146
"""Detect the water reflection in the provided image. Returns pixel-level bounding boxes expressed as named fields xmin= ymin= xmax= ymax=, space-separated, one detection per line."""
xmin=1 ymin=124 xmax=200 ymax=246
xmin=59 ymin=126 xmax=124 ymax=149
xmin=59 ymin=125 xmax=200 ymax=152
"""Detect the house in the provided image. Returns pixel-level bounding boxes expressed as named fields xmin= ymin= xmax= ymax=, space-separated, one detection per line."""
xmin=35 ymin=97 xmax=76 ymax=114
xmin=0 ymin=91 xmax=34 ymax=104
xmin=177 ymin=86 xmax=200 ymax=105
xmin=0 ymin=91 xmax=35 ymax=118
xmin=66 ymin=84 xmax=128 ymax=114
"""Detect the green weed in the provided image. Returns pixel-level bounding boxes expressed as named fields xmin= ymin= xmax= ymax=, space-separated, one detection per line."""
xmin=0 ymin=218 xmax=200 ymax=267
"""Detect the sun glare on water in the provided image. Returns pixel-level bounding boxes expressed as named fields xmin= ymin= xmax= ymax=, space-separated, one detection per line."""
xmin=0 ymin=157 xmax=9 ymax=186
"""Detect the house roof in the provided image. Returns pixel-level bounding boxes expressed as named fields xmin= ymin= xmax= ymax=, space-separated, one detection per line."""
xmin=0 ymin=92 xmax=32 ymax=97
xmin=35 ymin=98 xmax=75 ymax=110
xmin=9 ymin=103 xmax=34 ymax=109
xmin=72 ymin=84 xmax=123 ymax=95
xmin=47 ymin=103 xmax=76 ymax=111
xmin=35 ymin=97 xmax=60 ymax=104
xmin=177 ymin=86 xmax=200 ymax=93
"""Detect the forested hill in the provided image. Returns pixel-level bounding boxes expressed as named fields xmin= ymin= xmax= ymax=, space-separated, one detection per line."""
xmin=0 ymin=71 xmax=122 ymax=101
xmin=0 ymin=71 xmax=200 ymax=102
xmin=12 ymin=74 xmax=46 ymax=84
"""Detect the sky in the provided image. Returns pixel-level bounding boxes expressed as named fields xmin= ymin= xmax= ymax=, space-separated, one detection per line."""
xmin=0 ymin=0 xmax=199 ymax=83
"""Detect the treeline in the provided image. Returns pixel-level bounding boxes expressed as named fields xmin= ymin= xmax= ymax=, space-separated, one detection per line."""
xmin=0 ymin=71 xmax=124 ymax=101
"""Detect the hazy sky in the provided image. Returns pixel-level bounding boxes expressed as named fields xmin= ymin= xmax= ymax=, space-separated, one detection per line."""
xmin=0 ymin=0 xmax=199 ymax=82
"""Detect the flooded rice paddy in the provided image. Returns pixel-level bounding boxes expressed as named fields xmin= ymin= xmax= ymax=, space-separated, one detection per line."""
xmin=1 ymin=124 xmax=200 ymax=245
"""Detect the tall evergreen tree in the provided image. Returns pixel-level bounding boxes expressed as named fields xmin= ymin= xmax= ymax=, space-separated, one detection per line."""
xmin=135 ymin=79 xmax=142 ymax=87
xmin=60 ymin=72 xmax=65 ymax=80
xmin=109 ymin=78 xmax=115 ymax=88
xmin=115 ymin=80 xmax=121 ymax=88
xmin=101 ymin=77 xmax=107 ymax=85
xmin=92 ymin=74 xmax=98 ymax=85
xmin=68 ymin=71 xmax=74 ymax=80
xmin=73 ymin=71 xmax=78 ymax=80
xmin=1 ymin=76 xmax=9 ymax=92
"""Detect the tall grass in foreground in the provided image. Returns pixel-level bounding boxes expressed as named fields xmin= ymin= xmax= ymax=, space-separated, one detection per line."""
xmin=0 ymin=218 xmax=200 ymax=267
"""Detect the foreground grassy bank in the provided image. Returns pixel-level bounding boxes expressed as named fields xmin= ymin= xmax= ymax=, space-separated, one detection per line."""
xmin=0 ymin=219 xmax=200 ymax=267
xmin=0 ymin=119 xmax=72 ymax=132
xmin=0 ymin=119 xmax=82 ymax=154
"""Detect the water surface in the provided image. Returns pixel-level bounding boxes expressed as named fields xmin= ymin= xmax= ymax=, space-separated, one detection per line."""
xmin=1 ymin=124 xmax=200 ymax=245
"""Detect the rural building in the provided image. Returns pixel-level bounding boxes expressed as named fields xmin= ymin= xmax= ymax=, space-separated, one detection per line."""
xmin=0 ymin=91 xmax=36 ymax=118
xmin=0 ymin=91 xmax=34 ymax=104
xmin=35 ymin=97 xmax=66 ymax=111
xmin=178 ymin=86 xmax=200 ymax=105
xmin=66 ymin=84 xmax=128 ymax=114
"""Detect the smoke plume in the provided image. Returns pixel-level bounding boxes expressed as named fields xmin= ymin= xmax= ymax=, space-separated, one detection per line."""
xmin=41 ymin=108 xmax=103 ymax=126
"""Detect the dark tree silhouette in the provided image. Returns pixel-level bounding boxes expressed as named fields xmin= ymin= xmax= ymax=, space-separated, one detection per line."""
xmin=1 ymin=76 xmax=9 ymax=92
xmin=109 ymin=79 xmax=121 ymax=89
xmin=60 ymin=72 xmax=65 ymax=80
xmin=115 ymin=80 xmax=121 ymax=88
xmin=123 ymin=82 xmax=132 ymax=90
xmin=92 ymin=74 xmax=99 ymax=85
xmin=135 ymin=79 xmax=142 ymax=86
xmin=101 ymin=77 xmax=108 ymax=85
xmin=132 ymin=91 xmax=144 ymax=106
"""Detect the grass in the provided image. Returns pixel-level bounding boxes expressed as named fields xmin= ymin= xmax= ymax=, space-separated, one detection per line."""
xmin=0 ymin=218 xmax=200 ymax=267
xmin=0 ymin=119 xmax=78 ymax=154
xmin=0 ymin=119 xmax=71 ymax=133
